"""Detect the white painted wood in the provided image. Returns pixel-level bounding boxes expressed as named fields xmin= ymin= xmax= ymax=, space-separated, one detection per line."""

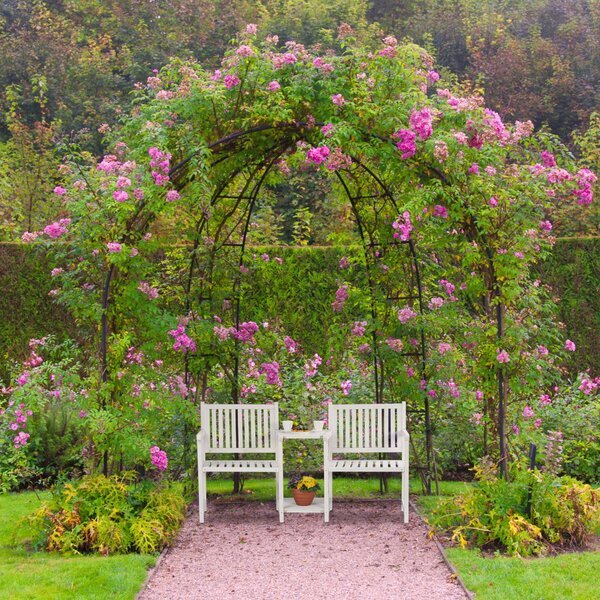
xmin=197 ymin=402 xmax=281 ymax=522
xmin=282 ymin=497 xmax=326 ymax=514
xmin=325 ymin=402 xmax=410 ymax=522
xmin=277 ymin=429 xmax=331 ymax=523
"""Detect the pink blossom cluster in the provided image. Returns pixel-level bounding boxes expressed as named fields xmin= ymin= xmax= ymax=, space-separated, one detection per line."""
xmin=438 ymin=279 xmax=456 ymax=298
xmin=260 ymin=361 xmax=281 ymax=386
xmin=13 ymin=430 xmax=30 ymax=448
xmin=433 ymin=140 xmax=449 ymax=162
xmin=392 ymin=211 xmax=412 ymax=241
xmin=573 ymin=168 xmax=596 ymax=205
xmin=432 ymin=204 xmax=448 ymax=219
xmin=148 ymin=147 xmax=171 ymax=186
xmin=307 ymin=145 xmax=331 ymax=165
xmin=409 ymin=107 xmax=435 ymax=140
xmin=271 ymin=52 xmax=298 ymax=68
xmin=44 ymin=218 xmax=71 ymax=239
xmin=332 ymin=94 xmax=345 ymax=106
xmin=578 ymin=376 xmax=599 ymax=395
xmin=523 ymin=405 xmax=535 ymax=419
xmin=214 ymin=325 xmax=235 ymax=341
xmin=240 ymin=383 xmax=256 ymax=398
xmin=234 ymin=321 xmax=259 ymax=343
xmin=150 ymin=446 xmax=168 ymax=471
xmin=332 ymin=285 xmax=348 ymax=312
xmin=107 ymin=242 xmax=122 ymax=253
xmin=236 ymin=44 xmax=254 ymax=57
xmin=352 ymin=321 xmax=367 ymax=336
xmin=397 ymin=307 xmax=417 ymax=324
xmin=393 ymin=129 xmax=416 ymax=159
xmin=438 ymin=342 xmax=452 ymax=355
xmin=305 ymin=354 xmax=322 ymax=377
xmin=313 ymin=57 xmax=334 ymax=73
xmin=324 ymin=147 xmax=352 ymax=172
xmin=482 ymin=109 xmax=510 ymax=144
xmin=339 ymin=256 xmax=349 ymax=269
xmin=125 ymin=346 xmax=144 ymax=365
xmin=138 ymin=281 xmax=159 ymax=299
xmin=321 ymin=123 xmax=334 ymax=137
xmin=437 ymin=88 xmax=484 ymax=112
xmin=470 ymin=412 xmax=483 ymax=426
xmin=428 ymin=297 xmax=444 ymax=310
xmin=383 ymin=338 xmax=402 ymax=353
xmin=284 ymin=336 xmax=297 ymax=353
xmin=223 ymin=74 xmax=241 ymax=89
xmin=168 ymin=324 xmax=196 ymax=353
xmin=565 ymin=339 xmax=576 ymax=352
xmin=496 ymin=349 xmax=510 ymax=363
xmin=340 ymin=380 xmax=352 ymax=396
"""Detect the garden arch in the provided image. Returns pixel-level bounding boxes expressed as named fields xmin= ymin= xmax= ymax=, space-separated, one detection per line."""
xmin=169 ymin=122 xmax=435 ymax=491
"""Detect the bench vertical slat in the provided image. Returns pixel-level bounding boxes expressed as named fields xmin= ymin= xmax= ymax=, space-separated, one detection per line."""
xmin=383 ymin=407 xmax=389 ymax=449
xmin=357 ymin=407 xmax=364 ymax=451
xmin=256 ymin=408 xmax=263 ymax=448
xmin=219 ymin=408 xmax=226 ymax=449
xmin=224 ymin=407 xmax=231 ymax=449
xmin=243 ymin=409 xmax=250 ymax=449
xmin=211 ymin=409 xmax=217 ymax=448
xmin=263 ymin=408 xmax=270 ymax=448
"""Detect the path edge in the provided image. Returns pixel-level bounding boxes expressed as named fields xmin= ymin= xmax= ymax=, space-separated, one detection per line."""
xmin=410 ymin=498 xmax=474 ymax=599
xmin=135 ymin=503 xmax=195 ymax=599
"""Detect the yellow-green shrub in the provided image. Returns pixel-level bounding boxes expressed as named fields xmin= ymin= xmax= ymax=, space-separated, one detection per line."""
xmin=30 ymin=474 xmax=186 ymax=555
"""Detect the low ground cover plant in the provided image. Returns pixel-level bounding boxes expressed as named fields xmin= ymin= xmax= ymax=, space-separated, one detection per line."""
xmin=430 ymin=459 xmax=599 ymax=556
xmin=30 ymin=473 xmax=186 ymax=555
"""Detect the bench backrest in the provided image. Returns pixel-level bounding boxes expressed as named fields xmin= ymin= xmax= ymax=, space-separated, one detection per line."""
xmin=200 ymin=402 xmax=278 ymax=453
xmin=328 ymin=403 xmax=406 ymax=453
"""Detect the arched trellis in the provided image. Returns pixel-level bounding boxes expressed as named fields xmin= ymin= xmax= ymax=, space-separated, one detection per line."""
xmin=169 ymin=123 xmax=435 ymax=493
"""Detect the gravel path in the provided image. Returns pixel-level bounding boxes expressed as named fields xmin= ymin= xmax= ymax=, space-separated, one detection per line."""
xmin=138 ymin=500 xmax=467 ymax=600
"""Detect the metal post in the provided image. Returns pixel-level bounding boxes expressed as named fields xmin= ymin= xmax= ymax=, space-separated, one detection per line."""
xmin=497 ymin=303 xmax=508 ymax=479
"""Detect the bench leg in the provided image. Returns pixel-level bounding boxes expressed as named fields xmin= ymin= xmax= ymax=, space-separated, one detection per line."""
xmin=324 ymin=469 xmax=330 ymax=523
xmin=198 ymin=469 xmax=206 ymax=523
xmin=402 ymin=468 xmax=409 ymax=523
xmin=277 ymin=469 xmax=284 ymax=523
xmin=328 ymin=471 xmax=333 ymax=510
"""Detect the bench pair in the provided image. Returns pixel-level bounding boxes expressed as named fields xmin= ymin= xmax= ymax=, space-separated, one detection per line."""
xmin=196 ymin=402 xmax=409 ymax=523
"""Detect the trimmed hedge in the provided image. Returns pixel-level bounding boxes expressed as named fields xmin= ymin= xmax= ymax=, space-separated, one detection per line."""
xmin=0 ymin=239 xmax=598 ymax=378
xmin=535 ymin=237 xmax=600 ymax=375
xmin=0 ymin=244 xmax=77 ymax=379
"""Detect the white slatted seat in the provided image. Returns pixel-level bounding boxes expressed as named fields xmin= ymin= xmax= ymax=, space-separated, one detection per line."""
xmin=325 ymin=403 xmax=410 ymax=523
xmin=197 ymin=402 xmax=282 ymax=523
xmin=328 ymin=459 xmax=405 ymax=471
xmin=202 ymin=460 xmax=278 ymax=472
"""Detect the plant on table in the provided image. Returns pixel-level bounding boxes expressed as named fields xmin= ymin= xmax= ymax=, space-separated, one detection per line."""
xmin=289 ymin=474 xmax=320 ymax=506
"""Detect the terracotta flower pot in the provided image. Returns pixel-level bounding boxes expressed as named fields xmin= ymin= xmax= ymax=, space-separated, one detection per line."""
xmin=291 ymin=488 xmax=316 ymax=506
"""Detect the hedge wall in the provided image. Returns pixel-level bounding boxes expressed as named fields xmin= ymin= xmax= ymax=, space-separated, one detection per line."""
xmin=535 ymin=237 xmax=600 ymax=375
xmin=0 ymin=244 xmax=78 ymax=379
xmin=0 ymin=238 xmax=598 ymax=380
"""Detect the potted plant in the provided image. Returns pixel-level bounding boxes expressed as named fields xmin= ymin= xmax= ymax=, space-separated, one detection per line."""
xmin=288 ymin=474 xmax=320 ymax=506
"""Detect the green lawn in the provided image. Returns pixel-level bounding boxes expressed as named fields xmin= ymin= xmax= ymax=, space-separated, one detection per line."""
xmin=0 ymin=492 xmax=154 ymax=600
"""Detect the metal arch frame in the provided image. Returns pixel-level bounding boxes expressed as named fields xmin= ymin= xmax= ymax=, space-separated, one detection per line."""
xmin=177 ymin=124 xmax=434 ymax=492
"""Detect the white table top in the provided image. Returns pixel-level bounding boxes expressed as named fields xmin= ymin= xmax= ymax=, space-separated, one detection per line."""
xmin=278 ymin=429 xmax=331 ymax=439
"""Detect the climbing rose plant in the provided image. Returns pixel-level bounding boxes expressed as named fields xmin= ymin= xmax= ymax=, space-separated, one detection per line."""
xmin=19 ymin=24 xmax=595 ymax=476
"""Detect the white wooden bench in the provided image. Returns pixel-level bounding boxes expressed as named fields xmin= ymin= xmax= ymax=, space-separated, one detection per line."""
xmin=325 ymin=402 xmax=410 ymax=522
xmin=197 ymin=402 xmax=282 ymax=523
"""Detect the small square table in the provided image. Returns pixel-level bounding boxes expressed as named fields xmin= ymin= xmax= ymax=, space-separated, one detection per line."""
xmin=277 ymin=429 xmax=330 ymax=523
